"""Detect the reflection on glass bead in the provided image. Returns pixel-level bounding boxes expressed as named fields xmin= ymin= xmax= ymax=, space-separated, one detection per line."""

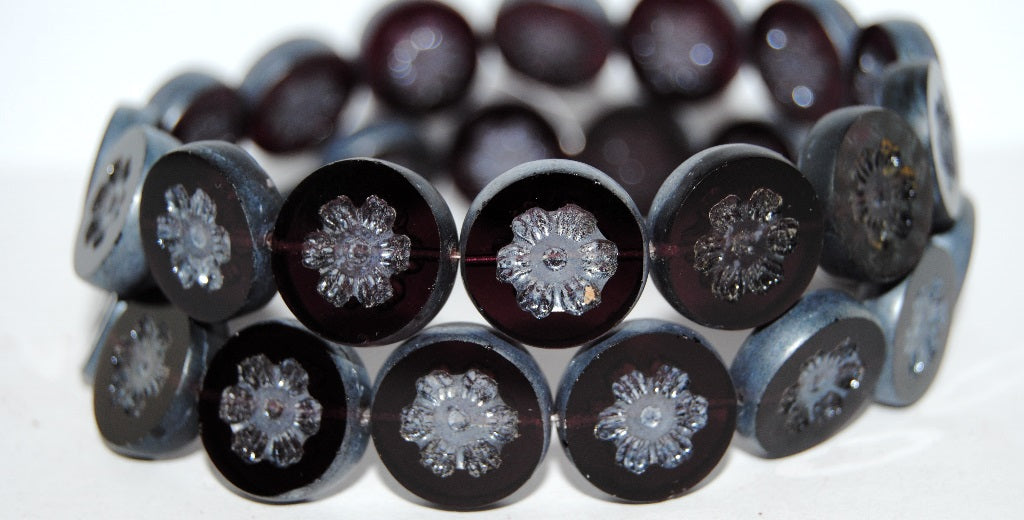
xmin=108 ymin=315 xmax=171 ymax=418
xmin=156 ymin=184 xmax=231 ymax=291
xmin=85 ymin=158 xmax=132 ymax=249
xmin=594 ymin=365 xmax=708 ymax=475
xmin=399 ymin=369 xmax=519 ymax=478
xmin=496 ymin=204 xmax=618 ymax=319
xmin=904 ymin=279 xmax=949 ymax=376
xmin=301 ymin=195 xmax=412 ymax=308
xmin=694 ymin=188 xmax=799 ymax=302
xmin=218 ymin=354 xmax=323 ymax=468
xmin=779 ymin=338 xmax=864 ymax=433
xmin=850 ymin=138 xmax=919 ymax=251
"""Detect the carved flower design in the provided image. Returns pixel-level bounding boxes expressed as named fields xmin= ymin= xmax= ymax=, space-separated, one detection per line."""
xmin=496 ymin=204 xmax=619 ymax=319
xmin=850 ymin=138 xmax=919 ymax=251
xmin=904 ymin=279 xmax=949 ymax=376
xmin=108 ymin=315 xmax=171 ymax=418
xmin=85 ymin=157 xmax=131 ymax=249
xmin=594 ymin=365 xmax=708 ymax=475
xmin=301 ymin=195 xmax=411 ymax=308
xmin=399 ymin=369 xmax=519 ymax=478
xmin=779 ymin=338 xmax=864 ymax=433
xmin=218 ymin=354 xmax=323 ymax=468
xmin=694 ymin=187 xmax=799 ymax=302
xmin=156 ymin=184 xmax=231 ymax=291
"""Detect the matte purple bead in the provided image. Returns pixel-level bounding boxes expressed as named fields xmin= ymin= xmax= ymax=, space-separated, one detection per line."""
xmin=578 ymin=105 xmax=689 ymax=214
xmin=240 ymin=39 xmax=353 ymax=153
xmin=147 ymin=72 xmax=247 ymax=144
xmin=450 ymin=103 xmax=562 ymax=200
xmin=852 ymin=20 xmax=937 ymax=105
xmin=624 ymin=0 xmax=742 ymax=100
xmin=712 ymin=121 xmax=792 ymax=161
xmin=495 ymin=0 xmax=612 ymax=86
xmin=362 ymin=0 xmax=477 ymax=113
xmin=752 ymin=0 xmax=858 ymax=120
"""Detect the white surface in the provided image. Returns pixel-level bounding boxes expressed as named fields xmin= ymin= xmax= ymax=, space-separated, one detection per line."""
xmin=1 ymin=0 xmax=1022 ymax=518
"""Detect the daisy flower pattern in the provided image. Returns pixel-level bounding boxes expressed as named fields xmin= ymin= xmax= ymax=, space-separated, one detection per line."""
xmin=156 ymin=184 xmax=231 ymax=291
xmin=301 ymin=195 xmax=411 ymax=308
xmin=594 ymin=365 xmax=709 ymax=475
xmin=218 ymin=354 xmax=323 ymax=468
xmin=779 ymin=338 xmax=864 ymax=433
xmin=694 ymin=187 xmax=799 ymax=302
xmin=496 ymin=204 xmax=618 ymax=319
xmin=399 ymin=369 xmax=519 ymax=478
xmin=850 ymin=138 xmax=919 ymax=250
xmin=108 ymin=315 xmax=171 ymax=418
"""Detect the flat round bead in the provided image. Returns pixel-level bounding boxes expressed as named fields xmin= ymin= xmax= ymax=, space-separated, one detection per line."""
xmin=371 ymin=323 xmax=551 ymax=509
xmin=731 ymin=290 xmax=886 ymax=458
xmin=578 ymin=104 xmax=689 ymax=214
xmin=712 ymin=120 xmax=793 ymax=161
xmin=752 ymin=0 xmax=858 ymax=120
xmin=146 ymin=71 xmax=246 ymax=143
xmin=649 ymin=144 xmax=823 ymax=330
xmin=362 ymin=0 xmax=477 ymax=113
xmin=852 ymin=20 xmax=937 ymax=105
xmin=495 ymin=0 xmax=612 ymax=86
xmin=323 ymin=118 xmax=433 ymax=178
xmin=239 ymin=39 xmax=353 ymax=153
xmin=866 ymin=244 xmax=957 ymax=407
xmin=931 ymin=196 xmax=975 ymax=301
xmin=881 ymin=60 xmax=961 ymax=231
xmin=74 ymin=124 xmax=180 ymax=295
xmin=93 ymin=300 xmax=216 ymax=459
xmin=461 ymin=159 xmax=648 ymax=348
xmin=557 ymin=319 xmax=735 ymax=502
xmin=450 ymin=103 xmax=562 ymax=201
xmin=139 ymin=142 xmax=282 ymax=323
xmin=271 ymin=158 xmax=458 ymax=346
xmin=198 ymin=321 xmax=370 ymax=503
xmin=624 ymin=0 xmax=742 ymax=100
xmin=799 ymin=106 xmax=934 ymax=283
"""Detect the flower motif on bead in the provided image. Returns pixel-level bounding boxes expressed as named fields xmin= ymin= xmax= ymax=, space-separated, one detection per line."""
xmin=779 ymin=338 xmax=864 ymax=433
xmin=108 ymin=315 xmax=171 ymax=418
xmin=850 ymin=138 xmax=919 ymax=251
xmin=156 ymin=184 xmax=231 ymax=291
xmin=904 ymin=278 xmax=949 ymax=376
xmin=399 ymin=369 xmax=519 ymax=478
xmin=694 ymin=187 xmax=799 ymax=302
xmin=85 ymin=157 xmax=131 ymax=249
xmin=218 ymin=354 xmax=323 ymax=468
xmin=594 ymin=365 xmax=709 ymax=475
xmin=496 ymin=204 xmax=619 ymax=319
xmin=301 ymin=195 xmax=412 ymax=308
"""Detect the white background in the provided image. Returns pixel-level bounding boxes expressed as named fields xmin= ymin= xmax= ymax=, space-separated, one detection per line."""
xmin=0 ymin=0 xmax=1021 ymax=518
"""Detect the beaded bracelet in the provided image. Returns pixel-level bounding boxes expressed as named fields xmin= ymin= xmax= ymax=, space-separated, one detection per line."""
xmin=75 ymin=0 xmax=974 ymax=510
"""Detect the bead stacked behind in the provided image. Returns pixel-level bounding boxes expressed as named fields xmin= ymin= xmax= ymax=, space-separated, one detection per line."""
xmin=76 ymin=0 xmax=973 ymax=510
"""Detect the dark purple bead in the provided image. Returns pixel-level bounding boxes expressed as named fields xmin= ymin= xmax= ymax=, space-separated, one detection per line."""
xmin=852 ymin=20 xmax=937 ymax=105
xmin=649 ymin=144 xmax=824 ymax=330
xmin=362 ymin=0 xmax=477 ymax=113
xmin=450 ymin=103 xmax=562 ymax=200
xmin=323 ymin=118 xmax=434 ymax=178
xmin=557 ymin=319 xmax=735 ymax=501
xmin=712 ymin=120 xmax=793 ymax=161
xmin=198 ymin=321 xmax=370 ymax=502
xmin=271 ymin=159 xmax=458 ymax=346
xmin=371 ymin=324 xmax=551 ymax=509
xmin=752 ymin=0 xmax=858 ymax=120
xmin=578 ymin=105 xmax=689 ymax=214
xmin=240 ymin=39 xmax=353 ymax=153
xmin=495 ymin=0 xmax=612 ymax=86
xmin=139 ymin=142 xmax=282 ymax=323
xmin=624 ymin=0 xmax=743 ymax=100
xmin=146 ymin=72 xmax=247 ymax=143
xmin=460 ymin=159 xmax=648 ymax=348
xmin=799 ymin=106 xmax=934 ymax=283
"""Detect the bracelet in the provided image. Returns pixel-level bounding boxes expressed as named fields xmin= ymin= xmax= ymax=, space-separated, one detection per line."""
xmin=74 ymin=0 xmax=974 ymax=510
